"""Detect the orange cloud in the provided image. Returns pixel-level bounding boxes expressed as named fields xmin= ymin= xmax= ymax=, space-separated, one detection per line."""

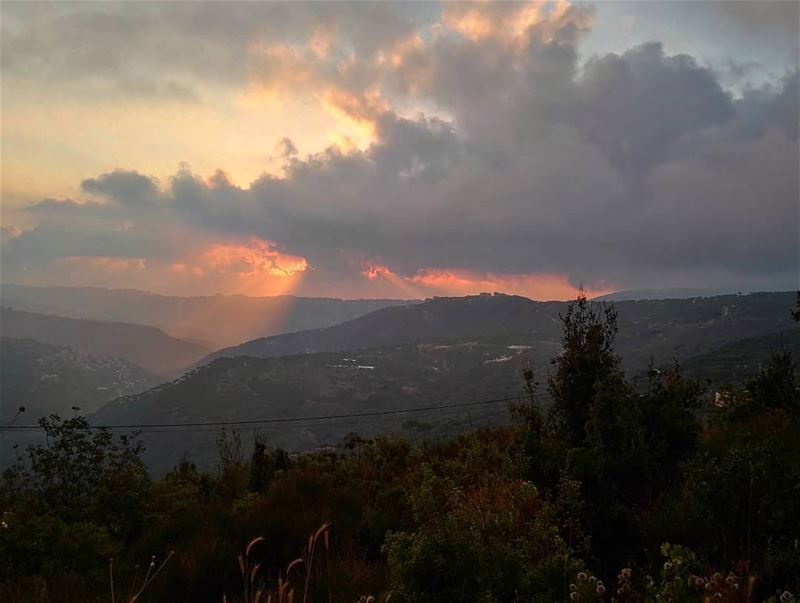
xmin=203 ymin=239 xmax=308 ymax=277
xmin=410 ymin=268 xmax=611 ymax=300
xmin=442 ymin=2 xmax=502 ymax=42
xmin=362 ymin=263 xmax=612 ymax=301
xmin=192 ymin=238 xmax=308 ymax=296
xmin=442 ymin=0 xmax=592 ymax=47
xmin=361 ymin=263 xmax=423 ymax=297
xmin=169 ymin=262 xmax=204 ymax=277
xmin=309 ymin=23 xmax=336 ymax=60
xmin=321 ymin=87 xmax=388 ymax=145
xmin=49 ymin=240 xmax=309 ymax=298
xmin=59 ymin=256 xmax=146 ymax=274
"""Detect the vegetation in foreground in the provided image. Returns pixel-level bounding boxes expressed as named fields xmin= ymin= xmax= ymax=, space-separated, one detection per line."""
xmin=1 ymin=293 xmax=799 ymax=602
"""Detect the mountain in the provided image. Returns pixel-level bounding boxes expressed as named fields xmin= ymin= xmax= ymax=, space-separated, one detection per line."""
xmin=0 ymin=336 xmax=158 ymax=470
xmin=91 ymin=291 xmax=796 ymax=472
xmin=0 ymin=308 xmax=209 ymax=376
xmin=680 ymin=329 xmax=800 ymax=386
xmin=594 ymin=287 xmax=758 ymax=301
xmin=200 ymin=293 xmax=564 ymax=365
xmin=202 ymin=292 xmax=796 ymax=374
xmin=0 ymin=284 xmax=415 ymax=348
xmin=93 ymin=340 xmax=550 ymax=472
xmin=1 ymin=336 xmax=157 ymax=422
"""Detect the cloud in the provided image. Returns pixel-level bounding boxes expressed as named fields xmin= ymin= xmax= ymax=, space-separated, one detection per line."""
xmin=704 ymin=0 xmax=800 ymax=42
xmin=82 ymin=170 xmax=160 ymax=207
xmin=0 ymin=1 xmax=425 ymax=103
xmin=2 ymin=1 xmax=798 ymax=297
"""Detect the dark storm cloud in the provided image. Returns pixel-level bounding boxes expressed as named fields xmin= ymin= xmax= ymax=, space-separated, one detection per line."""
xmin=2 ymin=1 xmax=798 ymax=292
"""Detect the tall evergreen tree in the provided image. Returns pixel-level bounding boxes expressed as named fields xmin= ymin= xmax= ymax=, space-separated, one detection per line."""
xmin=547 ymin=290 xmax=622 ymax=446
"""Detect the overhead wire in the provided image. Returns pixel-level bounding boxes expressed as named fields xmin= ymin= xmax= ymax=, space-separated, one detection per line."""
xmin=2 ymin=394 xmax=524 ymax=434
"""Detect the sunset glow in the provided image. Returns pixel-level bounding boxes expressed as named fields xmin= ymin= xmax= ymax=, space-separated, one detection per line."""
xmin=1 ymin=0 xmax=797 ymax=298
xmin=362 ymin=263 xmax=612 ymax=300
xmin=194 ymin=240 xmax=308 ymax=296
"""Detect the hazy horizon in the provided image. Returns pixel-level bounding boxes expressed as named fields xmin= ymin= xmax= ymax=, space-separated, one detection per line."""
xmin=1 ymin=280 xmax=797 ymax=304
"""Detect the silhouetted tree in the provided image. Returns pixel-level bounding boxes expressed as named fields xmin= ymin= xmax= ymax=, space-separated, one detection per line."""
xmin=249 ymin=435 xmax=291 ymax=492
xmin=548 ymin=290 xmax=622 ymax=446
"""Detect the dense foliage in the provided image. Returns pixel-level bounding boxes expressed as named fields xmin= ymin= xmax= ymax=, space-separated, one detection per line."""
xmin=1 ymin=294 xmax=798 ymax=602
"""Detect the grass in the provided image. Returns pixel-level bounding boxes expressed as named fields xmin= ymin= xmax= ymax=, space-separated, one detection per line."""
xmin=109 ymin=551 xmax=174 ymax=603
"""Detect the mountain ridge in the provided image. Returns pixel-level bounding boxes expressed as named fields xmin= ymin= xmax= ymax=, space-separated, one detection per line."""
xmin=0 ymin=284 xmax=416 ymax=347
xmin=0 ymin=308 xmax=210 ymax=376
xmin=90 ymin=291 xmax=796 ymax=471
xmin=199 ymin=291 xmax=795 ymax=372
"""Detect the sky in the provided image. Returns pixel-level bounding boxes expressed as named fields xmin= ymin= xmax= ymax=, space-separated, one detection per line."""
xmin=1 ymin=0 xmax=798 ymax=300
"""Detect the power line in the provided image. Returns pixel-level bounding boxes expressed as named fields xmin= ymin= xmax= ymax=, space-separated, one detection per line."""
xmin=3 ymin=394 xmax=522 ymax=433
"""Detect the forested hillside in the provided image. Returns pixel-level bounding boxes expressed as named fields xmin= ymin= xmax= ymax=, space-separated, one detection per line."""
xmin=201 ymin=292 xmax=795 ymax=374
xmin=0 ymin=336 xmax=156 ymax=420
xmin=90 ymin=292 xmax=797 ymax=471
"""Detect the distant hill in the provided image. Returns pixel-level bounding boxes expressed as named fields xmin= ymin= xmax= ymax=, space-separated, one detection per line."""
xmin=0 ymin=284 xmax=415 ymax=348
xmin=0 ymin=336 xmax=158 ymax=470
xmin=1 ymin=336 xmax=157 ymax=422
xmin=200 ymin=293 xmax=564 ymax=365
xmin=594 ymin=287 xmax=760 ymax=301
xmin=0 ymin=308 xmax=210 ymax=376
xmin=202 ymin=292 xmax=796 ymax=374
xmin=91 ymin=291 xmax=797 ymax=472
xmin=93 ymin=340 xmax=549 ymax=472
xmin=680 ymin=329 xmax=800 ymax=386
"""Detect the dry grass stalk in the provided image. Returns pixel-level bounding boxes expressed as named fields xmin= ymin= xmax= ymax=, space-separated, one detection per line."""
xmin=109 ymin=551 xmax=174 ymax=603
xmin=229 ymin=523 xmax=332 ymax=603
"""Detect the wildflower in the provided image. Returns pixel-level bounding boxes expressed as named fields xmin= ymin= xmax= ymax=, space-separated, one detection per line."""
xmin=597 ymin=584 xmax=606 ymax=595
xmin=663 ymin=561 xmax=673 ymax=571
xmin=694 ymin=577 xmax=705 ymax=587
xmin=725 ymin=575 xmax=735 ymax=586
xmin=779 ymin=591 xmax=794 ymax=603
xmin=577 ymin=572 xmax=588 ymax=582
xmin=570 ymin=592 xmax=578 ymax=601
xmin=621 ymin=568 xmax=632 ymax=579
xmin=569 ymin=584 xmax=577 ymax=592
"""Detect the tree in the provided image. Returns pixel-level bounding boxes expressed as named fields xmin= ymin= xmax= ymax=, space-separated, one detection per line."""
xmin=548 ymin=291 xmax=622 ymax=447
xmin=3 ymin=414 xmax=149 ymax=540
xmin=0 ymin=415 xmax=149 ymax=582
xmin=249 ymin=435 xmax=292 ymax=492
